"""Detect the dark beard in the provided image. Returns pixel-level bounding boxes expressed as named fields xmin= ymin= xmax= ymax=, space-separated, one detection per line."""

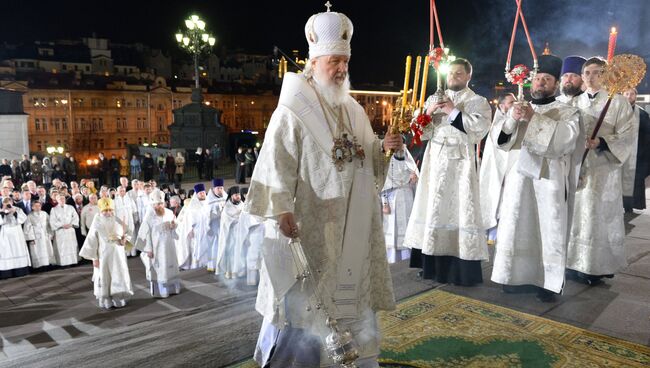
xmin=561 ymin=84 xmax=582 ymax=97
xmin=531 ymin=89 xmax=553 ymax=99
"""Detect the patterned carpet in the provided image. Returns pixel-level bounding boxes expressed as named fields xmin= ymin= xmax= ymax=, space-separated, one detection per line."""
xmin=227 ymin=289 xmax=650 ymax=368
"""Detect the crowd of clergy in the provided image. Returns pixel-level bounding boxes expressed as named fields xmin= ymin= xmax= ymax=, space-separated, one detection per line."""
xmin=384 ymin=54 xmax=649 ymax=302
xmin=0 ymin=59 xmax=648 ymax=310
xmin=0 ymin=174 xmax=263 ymax=309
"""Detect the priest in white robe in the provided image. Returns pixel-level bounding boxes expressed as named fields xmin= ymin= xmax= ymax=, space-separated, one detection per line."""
xmin=557 ymin=56 xmax=587 ymax=106
xmin=246 ymin=6 xmax=401 ymax=366
xmin=215 ymin=186 xmax=243 ymax=279
xmin=79 ymin=198 xmax=133 ymax=309
xmin=23 ymin=201 xmax=55 ymax=270
xmin=50 ymin=194 xmax=80 ymax=266
xmin=479 ymin=93 xmax=515 ymax=245
xmin=380 ymin=146 xmax=418 ymax=263
xmin=114 ymin=185 xmax=138 ymax=256
xmin=205 ymin=178 xmax=226 ymax=272
xmin=567 ymin=57 xmax=635 ymax=285
xmin=403 ymin=58 xmax=491 ymax=286
xmin=490 ymin=55 xmax=580 ymax=302
xmin=0 ymin=198 xmax=30 ymax=279
xmin=136 ymin=190 xmax=181 ymax=298
xmin=175 ymin=183 xmax=208 ymax=269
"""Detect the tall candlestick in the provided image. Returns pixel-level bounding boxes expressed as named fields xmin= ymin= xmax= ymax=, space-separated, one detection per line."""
xmin=411 ymin=56 xmax=422 ymax=107
xmin=607 ymin=27 xmax=617 ymax=63
xmin=402 ymin=55 xmax=412 ymax=108
xmin=419 ymin=56 xmax=430 ymax=108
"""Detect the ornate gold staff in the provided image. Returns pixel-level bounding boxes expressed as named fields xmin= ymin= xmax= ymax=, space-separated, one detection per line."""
xmin=580 ymin=54 xmax=646 ymax=166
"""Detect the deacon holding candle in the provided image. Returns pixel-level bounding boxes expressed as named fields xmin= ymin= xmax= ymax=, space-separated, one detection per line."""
xmin=403 ymin=57 xmax=491 ymax=286
xmin=490 ymin=55 xmax=581 ymax=302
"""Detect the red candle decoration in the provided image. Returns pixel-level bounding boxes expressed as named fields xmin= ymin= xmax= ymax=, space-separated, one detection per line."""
xmin=607 ymin=27 xmax=617 ymax=63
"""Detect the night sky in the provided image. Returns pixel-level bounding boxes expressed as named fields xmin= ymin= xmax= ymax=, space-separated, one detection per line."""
xmin=1 ymin=0 xmax=648 ymax=94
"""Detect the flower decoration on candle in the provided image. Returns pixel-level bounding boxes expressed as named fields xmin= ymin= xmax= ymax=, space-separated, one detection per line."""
xmin=505 ymin=64 xmax=530 ymax=85
xmin=431 ymin=47 xmax=445 ymax=69
xmin=410 ymin=113 xmax=433 ymax=147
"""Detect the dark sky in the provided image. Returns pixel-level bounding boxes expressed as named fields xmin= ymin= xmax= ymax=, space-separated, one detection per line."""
xmin=1 ymin=0 xmax=648 ymax=93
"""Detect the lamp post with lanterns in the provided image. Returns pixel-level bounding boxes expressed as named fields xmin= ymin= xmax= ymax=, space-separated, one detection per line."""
xmin=175 ymin=15 xmax=216 ymax=90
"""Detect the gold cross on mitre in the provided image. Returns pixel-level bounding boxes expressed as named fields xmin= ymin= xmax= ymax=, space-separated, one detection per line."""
xmin=325 ymin=1 xmax=332 ymax=12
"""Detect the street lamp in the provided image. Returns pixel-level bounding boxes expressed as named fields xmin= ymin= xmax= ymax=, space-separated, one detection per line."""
xmin=46 ymin=146 xmax=64 ymax=155
xmin=175 ymin=14 xmax=216 ymax=90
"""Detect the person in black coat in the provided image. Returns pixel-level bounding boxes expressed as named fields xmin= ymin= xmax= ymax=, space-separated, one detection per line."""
xmin=109 ymin=154 xmax=120 ymax=188
xmin=196 ymin=147 xmax=206 ymax=179
xmin=0 ymin=159 xmax=12 ymax=178
xmin=235 ymin=147 xmax=246 ymax=184
xmin=97 ymin=152 xmax=109 ymax=187
xmin=142 ymin=153 xmax=155 ymax=182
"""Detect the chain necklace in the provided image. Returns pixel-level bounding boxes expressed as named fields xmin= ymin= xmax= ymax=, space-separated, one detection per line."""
xmin=309 ymin=78 xmax=365 ymax=171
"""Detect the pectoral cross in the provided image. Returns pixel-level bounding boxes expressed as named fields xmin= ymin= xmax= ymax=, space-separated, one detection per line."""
xmin=325 ymin=1 xmax=332 ymax=12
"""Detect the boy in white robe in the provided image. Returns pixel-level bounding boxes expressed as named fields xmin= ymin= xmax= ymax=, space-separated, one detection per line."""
xmin=24 ymin=201 xmax=55 ymax=269
xmin=50 ymin=194 xmax=80 ymax=266
xmin=380 ymin=146 xmax=418 ymax=263
xmin=79 ymin=198 xmax=134 ymax=309
xmin=136 ymin=190 xmax=181 ymax=298
xmin=0 ymin=198 xmax=30 ymax=279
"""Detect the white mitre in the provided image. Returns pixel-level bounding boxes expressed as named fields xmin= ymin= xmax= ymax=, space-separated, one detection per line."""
xmin=304 ymin=2 xmax=353 ymax=58
xmin=149 ymin=189 xmax=165 ymax=204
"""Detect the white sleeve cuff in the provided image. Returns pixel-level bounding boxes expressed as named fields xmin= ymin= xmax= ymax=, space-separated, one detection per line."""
xmin=446 ymin=108 xmax=461 ymax=124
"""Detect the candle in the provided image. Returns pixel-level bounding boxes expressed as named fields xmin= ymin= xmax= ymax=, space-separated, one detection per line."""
xmin=402 ymin=55 xmax=412 ymax=108
xmin=419 ymin=56 xmax=431 ymax=108
xmin=607 ymin=27 xmax=617 ymax=63
xmin=411 ymin=56 xmax=422 ymax=107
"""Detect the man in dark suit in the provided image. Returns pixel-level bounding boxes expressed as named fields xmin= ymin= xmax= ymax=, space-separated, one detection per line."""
xmin=15 ymin=189 xmax=33 ymax=215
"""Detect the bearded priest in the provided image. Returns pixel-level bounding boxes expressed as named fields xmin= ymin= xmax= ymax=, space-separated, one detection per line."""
xmin=79 ymin=198 xmax=134 ymax=309
xmin=245 ymin=4 xmax=401 ymax=367
xmin=403 ymin=57 xmax=491 ymax=286
xmin=490 ymin=55 xmax=580 ymax=302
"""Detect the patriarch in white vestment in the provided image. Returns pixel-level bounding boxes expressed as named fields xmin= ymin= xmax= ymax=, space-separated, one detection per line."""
xmin=246 ymin=5 xmax=402 ymax=366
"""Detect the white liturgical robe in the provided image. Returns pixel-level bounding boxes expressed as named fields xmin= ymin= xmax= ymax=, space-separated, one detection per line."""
xmin=0 ymin=208 xmax=30 ymax=271
xmin=246 ymin=72 xmax=394 ymax=364
xmin=23 ymin=210 xmax=55 ymax=268
xmin=215 ymin=200 xmax=243 ymax=277
xmin=174 ymin=196 xmax=207 ymax=269
xmin=380 ymin=147 xmax=418 ymax=263
xmin=479 ymin=108 xmax=511 ymax=230
xmin=79 ymin=214 xmax=134 ymax=308
xmin=567 ymin=92 xmax=634 ymax=276
xmin=204 ymin=190 xmax=226 ymax=271
xmin=403 ymin=87 xmax=491 ymax=261
xmin=50 ymin=204 xmax=80 ymax=266
xmin=490 ymin=100 xmax=580 ymax=293
xmin=136 ymin=208 xmax=181 ymax=298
